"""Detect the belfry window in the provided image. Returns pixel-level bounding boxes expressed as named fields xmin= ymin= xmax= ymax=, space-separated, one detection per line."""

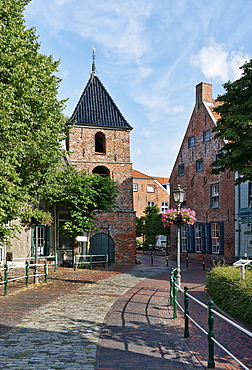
xmin=95 ymin=132 xmax=106 ymax=153
xmin=92 ymin=166 xmax=110 ymax=177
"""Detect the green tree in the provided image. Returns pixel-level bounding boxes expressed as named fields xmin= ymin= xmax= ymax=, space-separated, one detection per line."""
xmin=136 ymin=216 xmax=145 ymax=238
xmin=212 ymin=59 xmax=252 ymax=184
xmin=41 ymin=166 xmax=119 ymax=236
xmin=0 ymin=0 xmax=67 ymax=240
xmin=142 ymin=205 xmax=168 ymax=248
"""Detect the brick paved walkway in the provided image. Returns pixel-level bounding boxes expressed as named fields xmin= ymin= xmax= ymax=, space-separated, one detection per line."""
xmin=0 ymin=254 xmax=251 ymax=369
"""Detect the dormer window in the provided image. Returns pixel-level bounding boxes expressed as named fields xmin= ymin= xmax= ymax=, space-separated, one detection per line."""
xmin=95 ymin=132 xmax=106 ymax=153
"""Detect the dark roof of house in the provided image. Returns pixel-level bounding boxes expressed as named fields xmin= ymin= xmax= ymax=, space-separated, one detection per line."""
xmin=67 ymin=73 xmax=133 ymax=130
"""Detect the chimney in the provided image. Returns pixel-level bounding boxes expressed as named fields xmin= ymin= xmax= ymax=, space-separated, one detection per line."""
xmin=196 ymin=82 xmax=212 ymax=103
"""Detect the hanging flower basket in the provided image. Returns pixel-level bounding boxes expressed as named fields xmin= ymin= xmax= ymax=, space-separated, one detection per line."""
xmin=162 ymin=208 xmax=196 ymax=226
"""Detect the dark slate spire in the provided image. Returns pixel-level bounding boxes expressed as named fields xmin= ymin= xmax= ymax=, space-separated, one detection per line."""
xmin=67 ymin=50 xmax=133 ymax=130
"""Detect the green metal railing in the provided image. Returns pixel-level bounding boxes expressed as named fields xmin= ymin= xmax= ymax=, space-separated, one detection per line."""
xmin=73 ymin=253 xmax=108 ymax=270
xmin=170 ymin=269 xmax=252 ymax=370
xmin=0 ymin=256 xmax=56 ymax=296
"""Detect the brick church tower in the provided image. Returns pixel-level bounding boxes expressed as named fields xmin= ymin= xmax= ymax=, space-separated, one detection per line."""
xmin=66 ymin=55 xmax=136 ymax=264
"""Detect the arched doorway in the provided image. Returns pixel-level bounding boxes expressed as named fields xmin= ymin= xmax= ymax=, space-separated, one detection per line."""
xmin=90 ymin=233 xmax=114 ymax=263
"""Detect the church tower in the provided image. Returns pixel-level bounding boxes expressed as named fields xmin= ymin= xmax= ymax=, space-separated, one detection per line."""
xmin=67 ymin=52 xmax=136 ymax=263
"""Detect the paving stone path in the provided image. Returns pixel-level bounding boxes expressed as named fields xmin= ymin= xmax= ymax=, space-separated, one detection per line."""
xmin=0 ymin=267 xmax=176 ymax=369
xmin=0 ymin=255 xmax=250 ymax=369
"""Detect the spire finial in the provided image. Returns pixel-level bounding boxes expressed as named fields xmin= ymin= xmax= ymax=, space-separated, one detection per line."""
xmin=92 ymin=45 xmax=96 ymax=75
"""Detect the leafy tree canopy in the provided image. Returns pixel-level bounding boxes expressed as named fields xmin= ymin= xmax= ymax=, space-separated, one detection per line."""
xmin=41 ymin=166 xmax=119 ymax=236
xmin=212 ymin=59 xmax=252 ymax=184
xmin=136 ymin=205 xmax=169 ymax=247
xmin=0 ymin=0 xmax=67 ymax=240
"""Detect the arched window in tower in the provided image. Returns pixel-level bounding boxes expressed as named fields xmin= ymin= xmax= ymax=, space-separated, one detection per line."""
xmin=95 ymin=132 xmax=106 ymax=153
xmin=92 ymin=166 xmax=110 ymax=177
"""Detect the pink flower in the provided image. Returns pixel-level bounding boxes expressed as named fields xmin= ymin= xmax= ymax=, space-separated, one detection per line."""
xmin=162 ymin=208 xmax=196 ymax=226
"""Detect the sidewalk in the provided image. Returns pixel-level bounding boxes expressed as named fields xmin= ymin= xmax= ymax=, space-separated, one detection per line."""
xmin=0 ymin=254 xmax=250 ymax=369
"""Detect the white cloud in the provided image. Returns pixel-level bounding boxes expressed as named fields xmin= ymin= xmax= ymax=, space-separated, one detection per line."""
xmin=191 ymin=39 xmax=251 ymax=81
xmin=26 ymin=0 xmax=154 ymax=64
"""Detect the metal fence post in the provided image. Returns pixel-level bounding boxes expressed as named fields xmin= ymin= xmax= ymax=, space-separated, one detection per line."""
xmin=89 ymin=253 xmax=92 ymax=269
xmin=25 ymin=260 xmax=29 ymax=287
xmin=170 ymin=268 xmax=174 ymax=306
xmin=208 ymin=300 xmax=215 ymax=369
xmin=4 ymin=263 xmax=8 ymax=296
xmin=73 ymin=254 xmax=77 ymax=271
xmin=54 ymin=255 xmax=57 ymax=272
xmin=104 ymin=254 xmax=107 ymax=268
xmin=173 ymin=274 xmax=177 ymax=319
xmin=44 ymin=261 xmax=48 ymax=283
xmin=184 ymin=286 xmax=189 ymax=338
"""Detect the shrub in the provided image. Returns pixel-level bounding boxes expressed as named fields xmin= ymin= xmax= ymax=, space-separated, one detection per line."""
xmin=206 ymin=266 xmax=252 ymax=325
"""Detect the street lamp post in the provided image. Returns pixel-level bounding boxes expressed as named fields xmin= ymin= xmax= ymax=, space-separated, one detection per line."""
xmin=172 ymin=185 xmax=185 ymax=289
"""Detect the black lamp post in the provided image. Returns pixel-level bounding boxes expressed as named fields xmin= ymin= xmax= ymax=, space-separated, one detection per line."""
xmin=172 ymin=184 xmax=185 ymax=289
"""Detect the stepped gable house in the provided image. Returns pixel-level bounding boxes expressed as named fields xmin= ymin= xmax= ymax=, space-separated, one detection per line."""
xmin=169 ymin=82 xmax=236 ymax=262
xmin=66 ymin=60 xmax=136 ymax=264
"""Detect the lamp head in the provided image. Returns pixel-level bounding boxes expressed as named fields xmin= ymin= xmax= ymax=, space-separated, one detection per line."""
xmin=172 ymin=184 xmax=185 ymax=205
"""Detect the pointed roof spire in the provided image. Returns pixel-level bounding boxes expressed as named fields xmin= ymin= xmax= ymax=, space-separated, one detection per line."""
xmin=92 ymin=45 xmax=96 ymax=75
xmin=68 ymin=68 xmax=132 ymax=130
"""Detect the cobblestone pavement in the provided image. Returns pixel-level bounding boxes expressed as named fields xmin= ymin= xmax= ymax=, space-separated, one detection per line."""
xmin=0 ymin=255 xmax=251 ymax=369
xmin=0 ymin=261 xmax=186 ymax=369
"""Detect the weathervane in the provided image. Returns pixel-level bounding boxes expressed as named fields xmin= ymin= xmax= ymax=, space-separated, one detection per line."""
xmin=92 ymin=45 xmax=96 ymax=75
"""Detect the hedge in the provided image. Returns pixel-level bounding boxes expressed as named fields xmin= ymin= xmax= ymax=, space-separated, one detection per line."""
xmin=206 ymin=266 xmax=252 ymax=325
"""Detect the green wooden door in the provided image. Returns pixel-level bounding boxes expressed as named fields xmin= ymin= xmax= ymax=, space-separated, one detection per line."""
xmin=31 ymin=225 xmax=50 ymax=257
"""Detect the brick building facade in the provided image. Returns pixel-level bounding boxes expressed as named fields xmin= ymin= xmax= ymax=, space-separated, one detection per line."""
xmin=169 ymin=82 xmax=236 ymax=263
xmin=66 ymin=63 xmax=136 ymax=264
xmin=132 ymin=169 xmax=169 ymax=217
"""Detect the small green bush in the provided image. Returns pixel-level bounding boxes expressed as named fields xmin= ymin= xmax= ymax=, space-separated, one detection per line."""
xmin=206 ymin=266 xmax=252 ymax=325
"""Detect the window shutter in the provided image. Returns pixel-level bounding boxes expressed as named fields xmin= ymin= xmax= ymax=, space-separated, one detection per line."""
xmin=219 ymin=222 xmax=224 ymax=254
xmin=205 ymin=223 xmax=212 ymax=254
xmin=187 ymin=225 xmax=195 ymax=252
xmin=200 ymin=223 xmax=206 ymax=253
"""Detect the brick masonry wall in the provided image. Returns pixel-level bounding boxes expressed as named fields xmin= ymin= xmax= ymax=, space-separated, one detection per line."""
xmin=169 ymin=83 xmax=235 ymax=262
xmin=69 ymin=127 xmax=131 ymax=163
xmin=133 ymin=178 xmax=169 ymax=217
xmin=68 ymin=125 xmax=136 ymax=264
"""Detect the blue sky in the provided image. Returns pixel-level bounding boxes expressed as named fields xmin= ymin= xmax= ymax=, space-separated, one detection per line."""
xmin=24 ymin=0 xmax=252 ymax=178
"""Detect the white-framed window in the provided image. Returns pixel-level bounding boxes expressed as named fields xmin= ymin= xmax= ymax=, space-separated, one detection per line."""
xmin=181 ymin=224 xmax=187 ymax=252
xmin=188 ymin=136 xmax=195 ymax=148
xmin=194 ymin=223 xmax=202 ymax=252
xmin=147 ymin=184 xmax=155 ymax=193
xmin=147 ymin=201 xmax=155 ymax=207
xmin=211 ymin=222 xmax=220 ymax=253
xmin=161 ymin=202 xmax=168 ymax=213
xmin=196 ymin=158 xmax=203 ymax=172
xmin=133 ymin=183 xmax=138 ymax=192
xmin=203 ymin=129 xmax=211 ymax=142
xmin=210 ymin=183 xmax=219 ymax=208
